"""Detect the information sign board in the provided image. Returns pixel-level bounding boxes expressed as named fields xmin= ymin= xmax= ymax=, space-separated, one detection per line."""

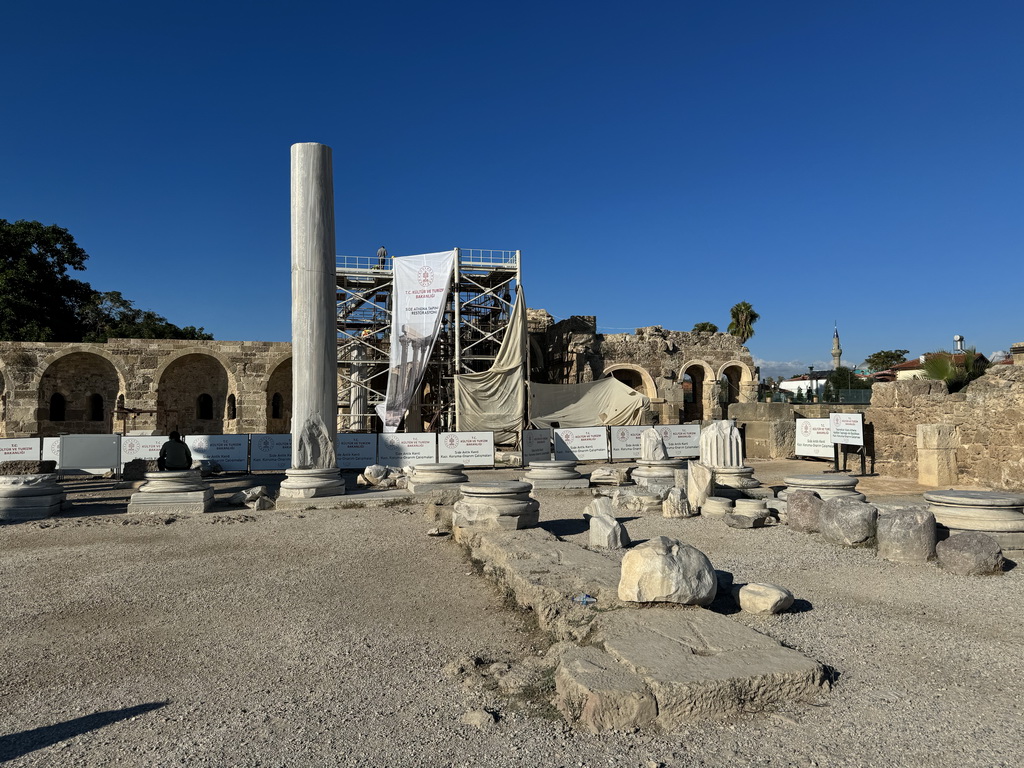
xmin=186 ymin=434 xmax=249 ymax=471
xmin=121 ymin=436 xmax=166 ymax=467
xmin=0 ymin=438 xmax=41 ymax=462
xmin=60 ymin=434 xmax=120 ymax=470
xmin=655 ymin=424 xmax=701 ymax=457
xmin=377 ymin=433 xmax=437 ymax=467
xmin=795 ymin=419 xmax=833 ymax=458
xmin=438 ymin=432 xmax=494 ymax=466
xmin=42 ymin=437 xmax=60 ymax=466
xmin=249 ymin=434 xmax=292 ymax=471
xmin=336 ymin=433 xmax=377 ymax=468
xmin=522 ymin=430 xmax=551 ymax=466
xmin=829 ymin=413 xmax=864 ymax=446
xmin=609 ymin=426 xmax=645 ymax=460
xmin=554 ymin=427 xmax=609 ymax=462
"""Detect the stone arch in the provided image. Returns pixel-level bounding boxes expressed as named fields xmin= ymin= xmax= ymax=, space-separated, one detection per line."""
xmin=716 ymin=360 xmax=756 ymax=411
xmin=679 ymin=359 xmax=715 ymax=422
xmin=37 ymin=351 xmax=123 ymax=436
xmin=603 ymin=364 xmax=658 ymax=400
xmin=152 ymin=347 xmax=239 ymax=397
xmin=265 ymin=357 xmax=292 ymax=435
xmin=156 ymin=353 xmax=231 ymax=435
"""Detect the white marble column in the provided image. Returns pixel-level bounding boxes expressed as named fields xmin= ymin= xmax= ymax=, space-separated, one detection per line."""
xmin=280 ymin=142 xmax=345 ymax=499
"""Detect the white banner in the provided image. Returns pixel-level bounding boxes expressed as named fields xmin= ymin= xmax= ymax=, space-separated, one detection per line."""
xmin=554 ymin=427 xmax=609 ymax=462
xmin=796 ymin=418 xmax=833 ymax=457
xmin=656 ymin=424 xmax=701 ymax=457
xmin=377 ymin=433 xmax=438 ymax=467
xmin=438 ymin=431 xmax=494 ymax=467
xmin=336 ymin=433 xmax=377 ymax=468
xmin=830 ymin=413 xmax=864 ymax=446
xmin=522 ymin=429 xmax=551 ymax=465
xmin=0 ymin=438 xmax=41 ymax=462
xmin=121 ymin=436 xmax=166 ymax=467
xmin=186 ymin=435 xmax=249 ymax=471
xmin=382 ymin=250 xmax=456 ymax=432
xmin=250 ymin=434 xmax=292 ymax=471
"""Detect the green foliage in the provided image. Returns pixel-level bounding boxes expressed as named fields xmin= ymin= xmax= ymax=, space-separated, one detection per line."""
xmin=826 ymin=366 xmax=872 ymax=391
xmin=727 ymin=301 xmax=759 ymax=344
xmin=0 ymin=220 xmax=212 ymax=342
xmin=691 ymin=322 xmax=718 ymax=333
xmin=921 ymin=348 xmax=986 ymax=393
xmin=863 ymin=349 xmax=909 ymax=372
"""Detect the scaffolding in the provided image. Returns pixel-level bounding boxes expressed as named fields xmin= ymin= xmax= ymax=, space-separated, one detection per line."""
xmin=337 ymin=248 xmax=521 ymax=433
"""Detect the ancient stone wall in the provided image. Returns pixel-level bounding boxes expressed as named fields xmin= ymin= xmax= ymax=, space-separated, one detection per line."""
xmin=728 ymin=402 xmax=870 ymax=459
xmin=866 ymin=366 xmax=1024 ymax=491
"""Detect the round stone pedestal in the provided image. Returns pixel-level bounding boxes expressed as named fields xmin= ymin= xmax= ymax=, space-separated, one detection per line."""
xmin=924 ymin=490 xmax=1024 ymax=549
xmin=632 ymin=459 xmax=685 ymax=488
xmin=0 ymin=473 xmax=66 ymax=521
xmin=522 ymin=460 xmax=588 ymax=489
xmin=702 ymin=496 xmax=734 ymax=517
xmin=407 ymin=463 xmax=469 ymax=493
xmin=712 ymin=466 xmax=759 ymax=490
xmin=453 ymin=481 xmax=540 ymax=530
xmin=779 ymin=475 xmax=865 ymax=502
xmin=129 ymin=470 xmax=214 ymax=515
xmin=278 ymin=468 xmax=346 ymax=500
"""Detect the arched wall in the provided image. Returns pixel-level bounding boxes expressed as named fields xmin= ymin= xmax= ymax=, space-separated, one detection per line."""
xmin=37 ymin=351 xmax=124 ymax=436
xmin=264 ymin=357 xmax=293 ymax=435
xmin=604 ymin=363 xmax=658 ymax=400
xmin=156 ymin=353 xmax=231 ymax=435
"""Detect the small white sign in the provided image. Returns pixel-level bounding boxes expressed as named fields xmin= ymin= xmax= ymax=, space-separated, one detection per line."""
xmin=377 ymin=433 xmax=437 ymax=467
xmin=655 ymin=424 xmax=701 ymax=457
xmin=609 ymin=426 xmax=646 ymax=460
xmin=42 ymin=437 xmax=60 ymax=466
xmin=554 ymin=427 xmax=609 ymax=462
xmin=121 ymin=436 xmax=166 ymax=467
xmin=438 ymin=431 xmax=494 ymax=466
xmin=830 ymin=413 xmax=864 ymax=446
xmin=0 ymin=438 xmax=41 ymax=462
xmin=522 ymin=429 xmax=551 ymax=465
xmin=250 ymin=434 xmax=292 ymax=471
xmin=186 ymin=434 xmax=249 ymax=471
xmin=795 ymin=418 xmax=833 ymax=458
xmin=336 ymin=433 xmax=377 ymax=468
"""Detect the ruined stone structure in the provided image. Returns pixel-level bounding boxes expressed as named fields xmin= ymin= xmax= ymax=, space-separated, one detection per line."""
xmin=0 ymin=339 xmax=292 ymax=438
xmin=528 ymin=315 xmax=757 ymax=424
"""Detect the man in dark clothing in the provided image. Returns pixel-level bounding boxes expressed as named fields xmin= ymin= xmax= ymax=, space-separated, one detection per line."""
xmin=158 ymin=431 xmax=192 ymax=471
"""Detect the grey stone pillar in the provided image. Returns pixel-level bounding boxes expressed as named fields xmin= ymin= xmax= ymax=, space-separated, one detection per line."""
xmin=280 ymin=142 xmax=344 ymax=500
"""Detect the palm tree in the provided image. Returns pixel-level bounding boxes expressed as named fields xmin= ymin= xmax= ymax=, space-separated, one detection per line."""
xmin=728 ymin=301 xmax=760 ymax=344
xmin=691 ymin=322 xmax=718 ymax=333
xmin=922 ymin=347 xmax=987 ymax=393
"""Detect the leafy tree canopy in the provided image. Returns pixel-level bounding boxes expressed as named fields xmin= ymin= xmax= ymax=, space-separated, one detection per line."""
xmin=727 ymin=301 xmax=759 ymax=344
xmin=825 ymin=366 xmax=872 ymax=391
xmin=0 ymin=220 xmax=212 ymax=343
xmin=863 ymin=349 xmax=909 ymax=372
xmin=691 ymin=322 xmax=718 ymax=333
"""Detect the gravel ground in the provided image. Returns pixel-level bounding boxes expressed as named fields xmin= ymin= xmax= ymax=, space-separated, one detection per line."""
xmin=1 ymin=461 xmax=1021 ymax=767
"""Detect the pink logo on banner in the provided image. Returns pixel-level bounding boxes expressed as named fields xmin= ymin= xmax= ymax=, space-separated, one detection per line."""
xmin=124 ymin=439 xmax=140 ymax=454
xmin=444 ymin=434 xmax=458 ymax=449
xmin=417 ymin=265 xmax=434 ymax=287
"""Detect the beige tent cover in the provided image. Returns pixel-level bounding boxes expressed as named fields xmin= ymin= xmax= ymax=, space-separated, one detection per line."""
xmin=454 ymin=291 xmax=527 ymax=443
xmin=530 ymin=377 xmax=649 ymax=429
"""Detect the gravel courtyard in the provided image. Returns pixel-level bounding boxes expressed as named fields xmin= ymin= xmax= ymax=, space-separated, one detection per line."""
xmin=1 ymin=461 xmax=1021 ymax=767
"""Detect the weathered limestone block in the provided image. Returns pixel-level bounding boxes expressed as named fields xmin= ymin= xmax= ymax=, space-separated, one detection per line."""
xmin=0 ymin=474 xmax=67 ymax=521
xmin=701 ymin=496 xmax=733 ymax=518
xmin=936 ymin=532 xmax=1004 ymax=576
xmin=725 ymin=511 xmax=769 ymax=529
xmin=662 ymin=488 xmax=693 ymax=518
xmin=918 ymin=449 xmax=959 ymax=487
xmin=128 ymin=470 xmax=213 ymax=515
xmin=787 ymin=490 xmax=822 ymax=533
xmin=686 ymin=462 xmax=713 ymax=511
xmin=876 ymin=506 xmax=936 ymax=563
xmin=618 ymin=536 xmax=716 ymax=606
xmin=554 ymin=645 xmax=657 ymax=733
xmin=917 ymin=424 xmax=958 ymax=450
xmin=407 ymin=463 xmax=469 ymax=493
xmin=453 ymin=482 xmax=540 ymax=530
xmin=586 ymin=497 xmax=629 ymax=549
xmin=732 ymin=583 xmax=795 ymax=614
xmin=819 ymin=497 xmax=878 ymax=547
xmin=589 ymin=466 xmax=631 ymax=486
xmin=522 ymin=460 xmax=588 ymax=489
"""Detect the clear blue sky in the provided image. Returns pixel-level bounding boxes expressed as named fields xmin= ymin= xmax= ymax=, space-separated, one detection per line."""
xmin=4 ymin=1 xmax=1021 ymax=379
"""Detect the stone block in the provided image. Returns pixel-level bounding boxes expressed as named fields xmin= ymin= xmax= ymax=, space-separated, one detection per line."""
xmin=917 ymin=424 xmax=958 ymax=451
xmin=725 ymin=512 xmax=769 ymax=529
xmin=686 ymin=462 xmax=713 ymax=512
xmin=936 ymin=532 xmax=1004 ymax=576
xmin=554 ymin=646 xmax=657 ymax=733
xmin=876 ymin=506 xmax=936 ymax=563
xmin=819 ymin=497 xmax=878 ymax=547
xmin=917 ymin=448 xmax=959 ymax=487
xmin=618 ymin=536 xmax=716 ymax=606
xmin=732 ymin=583 xmax=795 ymax=614
xmin=662 ymin=488 xmax=693 ymax=518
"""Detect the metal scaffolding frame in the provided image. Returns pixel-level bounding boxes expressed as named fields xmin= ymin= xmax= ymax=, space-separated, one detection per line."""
xmin=337 ymin=248 xmax=521 ymax=433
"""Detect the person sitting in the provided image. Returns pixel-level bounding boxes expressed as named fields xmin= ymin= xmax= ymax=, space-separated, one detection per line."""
xmin=158 ymin=431 xmax=193 ymax=471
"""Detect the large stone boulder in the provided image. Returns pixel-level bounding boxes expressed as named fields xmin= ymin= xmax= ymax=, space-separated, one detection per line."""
xmin=876 ymin=506 xmax=936 ymax=563
xmin=786 ymin=490 xmax=822 ymax=533
xmin=617 ymin=536 xmax=716 ymax=606
xmin=936 ymin=532 xmax=1004 ymax=576
xmin=819 ymin=497 xmax=878 ymax=547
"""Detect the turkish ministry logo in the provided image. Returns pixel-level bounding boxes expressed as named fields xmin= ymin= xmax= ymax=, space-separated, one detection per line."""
xmin=258 ymin=437 xmax=272 ymax=452
xmin=124 ymin=439 xmax=140 ymax=454
xmin=193 ymin=437 xmax=209 ymax=451
xmin=417 ymin=265 xmax=434 ymax=287
xmin=444 ymin=435 xmax=458 ymax=449
xmin=801 ymin=422 xmax=811 ymax=435
xmin=617 ymin=428 xmax=628 ymax=441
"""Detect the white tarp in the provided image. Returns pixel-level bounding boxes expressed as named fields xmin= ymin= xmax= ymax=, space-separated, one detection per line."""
xmin=454 ymin=289 xmax=527 ymax=444
xmin=531 ymin=377 xmax=649 ymax=429
xmin=379 ymin=250 xmax=456 ymax=432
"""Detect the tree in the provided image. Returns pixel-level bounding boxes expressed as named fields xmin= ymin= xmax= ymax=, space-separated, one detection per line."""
xmin=0 ymin=220 xmax=212 ymax=342
xmin=691 ymin=322 xmax=718 ymax=333
xmin=863 ymin=349 xmax=909 ymax=372
xmin=823 ymin=366 xmax=872 ymax=402
xmin=727 ymin=301 xmax=759 ymax=344
xmin=922 ymin=348 xmax=986 ymax=393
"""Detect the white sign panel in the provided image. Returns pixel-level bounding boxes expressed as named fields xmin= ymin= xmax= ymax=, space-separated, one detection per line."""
xmin=522 ymin=429 xmax=551 ymax=465
xmin=0 ymin=438 xmax=41 ymax=462
xmin=554 ymin=427 xmax=609 ymax=462
xmin=438 ymin=431 xmax=494 ymax=467
xmin=250 ymin=434 xmax=292 ymax=471
xmin=336 ymin=433 xmax=377 ymax=468
xmin=656 ymin=424 xmax=701 ymax=457
xmin=186 ymin=434 xmax=249 ymax=471
xmin=830 ymin=413 xmax=864 ymax=446
xmin=609 ymin=425 xmax=646 ymax=460
xmin=795 ymin=418 xmax=833 ymax=458
xmin=121 ymin=436 xmax=166 ymax=467
xmin=42 ymin=437 xmax=60 ymax=466
xmin=377 ymin=433 xmax=438 ymax=467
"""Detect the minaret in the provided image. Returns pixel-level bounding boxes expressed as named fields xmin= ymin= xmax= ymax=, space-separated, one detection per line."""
xmin=832 ymin=325 xmax=842 ymax=370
